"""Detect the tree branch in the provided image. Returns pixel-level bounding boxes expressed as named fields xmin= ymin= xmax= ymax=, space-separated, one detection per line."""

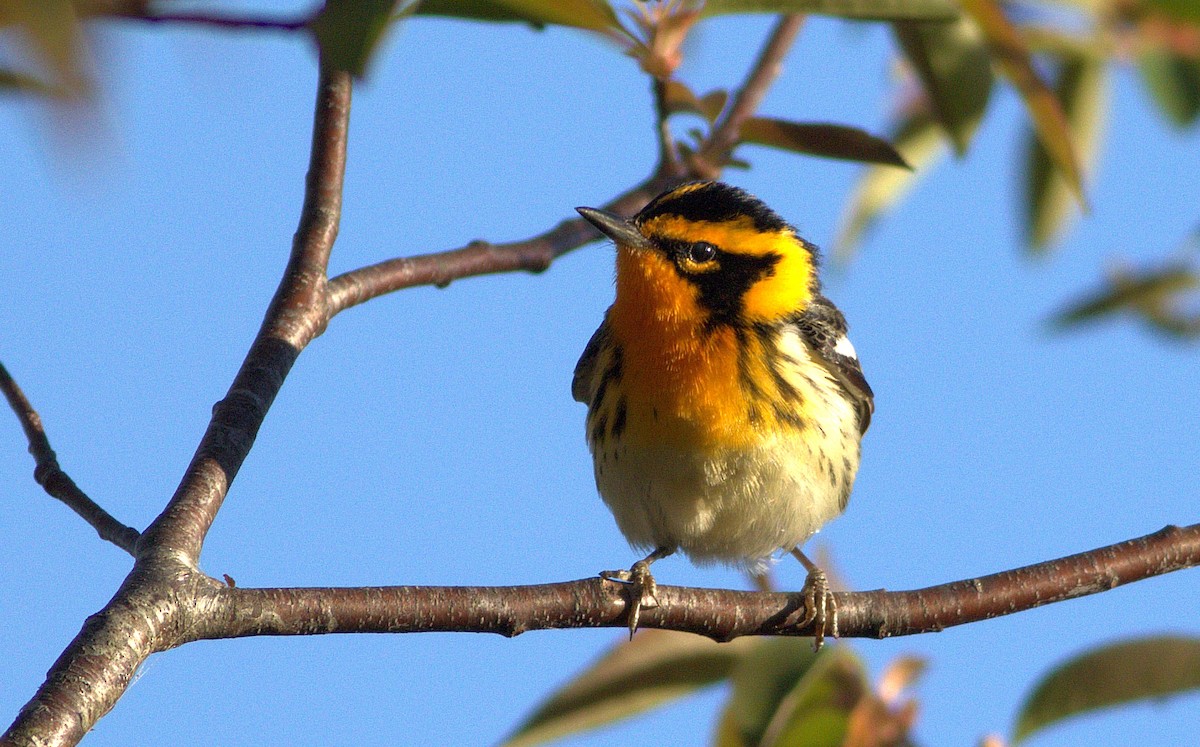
xmin=193 ymin=524 xmax=1198 ymax=641
xmin=325 ymin=170 xmax=685 ymax=315
xmin=135 ymin=61 xmax=351 ymax=561
xmin=0 ymin=62 xmax=352 ymax=747
xmin=0 ymin=362 xmax=139 ymax=555
xmin=652 ymin=77 xmax=679 ymax=169
xmin=105 ymin=8 xmax=310 ymax=32
xmin=696 ymin=14 xmax=806 ymax=174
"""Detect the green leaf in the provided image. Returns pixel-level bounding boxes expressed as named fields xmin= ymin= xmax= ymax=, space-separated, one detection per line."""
xmin=1050 ymin=263 xmax=1200 ymax=337
xmin=717 ymin=641 xmax=868 ymax=747
xmin=411 ymin=0 xmax=544 ymax=24
xmin=893 ymin=17 xmax=994 ymax=154
xmin=719 ymin=637 xmax=823 ymax=746
xmin=699 ymin=90 xmax=730 ymax=123
xmin=1143 ymin=0 xmax=1200 ymax=23
xmin=759 ymin=647 xmax=868 ymax=747
xmin=661 ymin=81 xmax=727 ymax=122
xmin=501 ymin=630 xmax=753 ymax=747
xmin=1138 ymin=48 xmax=1200 ymax=128
xmin=662 ymin=79 xmax=703 ymax=116
xmin=1 ymin=0 xmax=88 ymax=97
xmin=1025 ymin=53 xmax=1107 ymax=250
xmin=961 ymin=0 xmax=1086 ymax=204
xmin=739 ymin=118 xmax=910 ymax=167
xmin=413 ymin=0 xmax=619 ymax=31
xmin=311 ymin=0 xmax=404 ymax=77
xmin=0 ymin=68 xmax=60 ymax=97
xmin=701 ymin=0 xmax=958 ymax=22
xmin=833 ymin=112 xmax=947 ymax=259
xmin=1013 ymin=635 xmax=1200 ymax=744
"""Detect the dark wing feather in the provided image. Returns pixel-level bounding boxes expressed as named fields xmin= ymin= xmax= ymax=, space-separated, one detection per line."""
xmin=793 ymin=295 xmax=875 ymax=434
xmin=572 ymin=319 xmax=611 ymax=404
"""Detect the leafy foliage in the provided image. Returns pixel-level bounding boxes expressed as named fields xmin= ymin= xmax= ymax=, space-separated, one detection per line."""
xmin=1024 ymin=53 xmax=1107 ymax=250
xmin=892 ymin=17 xmax=993 ymax=154
xmin=502 ymin=631 xmax=754 ymax=747
xmin=1013 ymin=635 xmax=1200 ymax=743
xmin=1051 ymin=257 xmax=1200 ymax=339
xmin=311 ymin=0 xmax=405 ymax=76
xmin=412 ymin=0 xmax=621 ymax=30
xmin=739 ymin=118 xmax=911 ymax=167
xmin=510 ymin=633 xmax=923 ymax=747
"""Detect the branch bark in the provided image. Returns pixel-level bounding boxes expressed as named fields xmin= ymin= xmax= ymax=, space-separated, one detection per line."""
xmin=1 ymin=61 xmax=352 ymax=747
xmin=0 ymin=363 xmax=139 ymax=554
xmin=326 ymin=169 xmax=684 ymax=316
xmin=178 ymin=523 xmax=1200 ymax=642
xmin=696 ymin=14 xmax=806 ymax=174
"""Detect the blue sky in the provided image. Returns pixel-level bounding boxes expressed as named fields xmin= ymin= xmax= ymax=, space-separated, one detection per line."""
xmin=1 ymin=4 xmax=1198 ymax=746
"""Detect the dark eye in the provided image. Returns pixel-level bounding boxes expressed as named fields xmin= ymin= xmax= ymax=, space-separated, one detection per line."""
xmin=687 ymin=242 xmax=717 ymax=263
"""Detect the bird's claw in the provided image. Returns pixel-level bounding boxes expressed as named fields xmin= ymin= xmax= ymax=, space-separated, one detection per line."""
xmin=600 ymin=559 xmax=660 ymax=638
xmin=796 ymin=567 xmax=838 ymax=650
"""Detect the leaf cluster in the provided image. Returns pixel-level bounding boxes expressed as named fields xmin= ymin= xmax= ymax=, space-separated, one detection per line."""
xmin=504 ymin=631 xmax=922 ymax=747
xmin=505 ymin=630 xmax=1200 ymax=746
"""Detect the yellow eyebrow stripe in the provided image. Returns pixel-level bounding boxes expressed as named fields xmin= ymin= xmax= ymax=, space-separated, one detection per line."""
xmin=640 ymin=215 xmax=788 ymax=258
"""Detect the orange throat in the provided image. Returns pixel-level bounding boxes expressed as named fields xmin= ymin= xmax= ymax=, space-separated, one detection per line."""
xmin=607 ymin=246 xmax=756 ymax=449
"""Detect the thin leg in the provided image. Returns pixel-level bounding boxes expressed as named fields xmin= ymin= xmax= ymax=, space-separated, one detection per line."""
xmin=600 ymin=546 xmax=675 ymax=638
xmin=790 ymin=548 xmax=838 ymax=649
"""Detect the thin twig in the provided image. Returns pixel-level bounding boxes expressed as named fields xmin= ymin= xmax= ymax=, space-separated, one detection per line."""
xmin=653 ymin=77 xmax=679 ymax=169
xmin=194 ymin=524 xmax=1200 ymax=641
xmin=109 ymin=9 xmax=309 ymax=32
xmin=325 ymin=15 xmax=801 ymax=311
xmin=0 ymin=362 xmax=139 ymax=555
xmin=696 ymin=14 xmax=806 ymax=174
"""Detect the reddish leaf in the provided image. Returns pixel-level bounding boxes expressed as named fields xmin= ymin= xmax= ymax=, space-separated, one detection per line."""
xmin=740 ymin=117 xmax=910 ymax=167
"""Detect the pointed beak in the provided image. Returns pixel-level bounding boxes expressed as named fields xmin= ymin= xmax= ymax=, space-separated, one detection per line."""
xmin=576 ymin=207 xmax=654 ymax=251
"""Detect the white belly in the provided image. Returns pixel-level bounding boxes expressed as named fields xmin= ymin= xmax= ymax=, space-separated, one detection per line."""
xmin=593 ymin=425 xmax=859 ymax=570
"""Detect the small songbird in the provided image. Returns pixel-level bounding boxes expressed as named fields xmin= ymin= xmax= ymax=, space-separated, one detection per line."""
xmin=573 ymin=181 xmax=873 ymax=642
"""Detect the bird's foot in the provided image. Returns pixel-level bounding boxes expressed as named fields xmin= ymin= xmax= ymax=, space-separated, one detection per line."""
xmin=600 ymin=559 xmax=660 ymax=638
xmin=600 ymin=547 xmax=673 ymax=638
xmin=796 ymin=567 xmax=838 ymax=650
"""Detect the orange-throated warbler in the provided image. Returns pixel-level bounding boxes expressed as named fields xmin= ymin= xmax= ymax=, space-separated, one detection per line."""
xmin=573 ymin=181 xmax=873 ymax=643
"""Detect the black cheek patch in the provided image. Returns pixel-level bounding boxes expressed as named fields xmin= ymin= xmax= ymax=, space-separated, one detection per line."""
xmin=691 ymin=251 xmax=781 ymax=325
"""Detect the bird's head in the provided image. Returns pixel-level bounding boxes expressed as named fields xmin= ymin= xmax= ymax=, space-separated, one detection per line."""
xmin=577 ymin=181 xmax=818 ymax=329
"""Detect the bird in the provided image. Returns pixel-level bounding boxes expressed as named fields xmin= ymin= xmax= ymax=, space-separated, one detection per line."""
xmin=572 ymin=180 xmax=874 ymax=644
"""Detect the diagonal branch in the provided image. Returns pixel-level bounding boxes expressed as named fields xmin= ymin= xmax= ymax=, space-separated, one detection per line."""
xmin=135 ymin=61 xmax=351 ymax=562
xmin=0 ymin=362 xmax=139 ymax=555
xmin=0 ymin=61 xmax=353 ymax=747
xmin=326 ymin=171 xmax=684 ymax=315
xmin=192 ymin=524 xmax=1199 ymax=641
xmin=104 ymin=7 xmax=310 ymax=32
xmin=652 ymin=77 xmax=680 ymax=169
xmin=696 ymin=14 xmax=806 ymax=174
